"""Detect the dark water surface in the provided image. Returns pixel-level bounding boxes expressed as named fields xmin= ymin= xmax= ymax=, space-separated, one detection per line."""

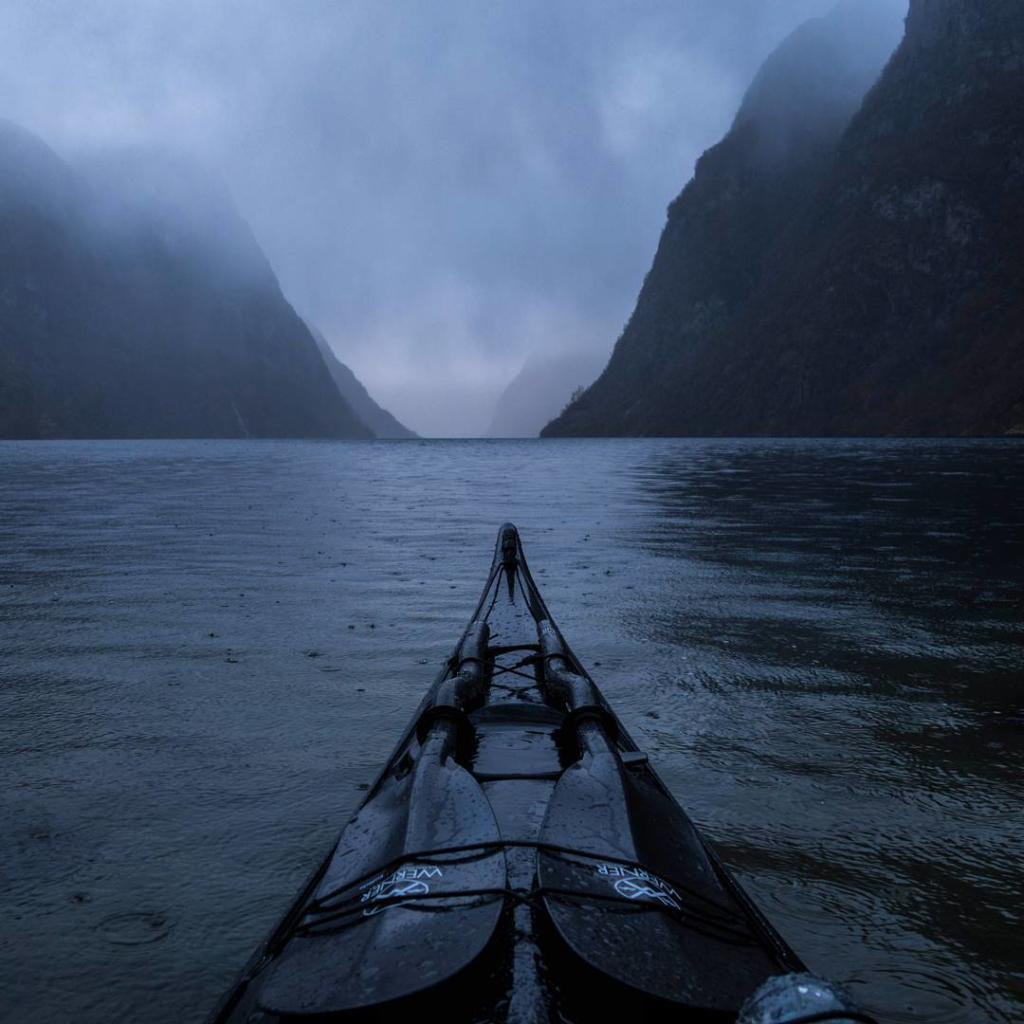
xmin=1 ymin=439 xmax=1021 ymax=1024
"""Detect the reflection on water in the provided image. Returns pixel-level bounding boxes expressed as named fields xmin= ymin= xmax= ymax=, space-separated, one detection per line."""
xmin=622 ymin=441 xmax=1023 ymax=1024
xmin=0 ymin=439 xmax=1021 ymax=1023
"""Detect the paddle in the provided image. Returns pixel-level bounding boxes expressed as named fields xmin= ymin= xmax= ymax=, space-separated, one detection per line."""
xmin=258 ymin=624 xmax=505 ymax=1017
xmin=536 ymin=621 xmax=785 ymax=1013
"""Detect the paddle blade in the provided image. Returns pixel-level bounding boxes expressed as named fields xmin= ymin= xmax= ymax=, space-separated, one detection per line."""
xmin=539 ymin=753 xmax=783 ymax=1013
xmin=258 ymin=756 xmax=505 ymax=1016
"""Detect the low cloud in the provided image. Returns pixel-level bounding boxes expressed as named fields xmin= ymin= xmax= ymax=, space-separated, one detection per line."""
xmin=0 ymin=0 xmax=906 ymax=435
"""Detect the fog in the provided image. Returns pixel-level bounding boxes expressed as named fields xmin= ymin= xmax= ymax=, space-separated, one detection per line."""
xmin=0 ymin=1 xmax=906 ymax=436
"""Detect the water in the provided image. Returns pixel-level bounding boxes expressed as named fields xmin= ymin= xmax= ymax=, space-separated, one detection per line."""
xmin=0 ymin=438 xmax=1020 ymax=1024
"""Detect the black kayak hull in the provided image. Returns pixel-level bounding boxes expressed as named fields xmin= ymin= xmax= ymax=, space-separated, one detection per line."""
xmin=209 ymin=524 xmax=805 ymax=1024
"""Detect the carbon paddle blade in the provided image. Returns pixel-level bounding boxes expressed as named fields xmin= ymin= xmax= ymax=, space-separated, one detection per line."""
xmin=258 ymin=750 xmax=505 ymax=1016
xmin=538 ymin=750 xmax=783 ymax=1013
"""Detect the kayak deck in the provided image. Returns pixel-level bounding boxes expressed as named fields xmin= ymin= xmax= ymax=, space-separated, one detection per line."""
xmin=210 ymin=524 xmax=804 ymax=1023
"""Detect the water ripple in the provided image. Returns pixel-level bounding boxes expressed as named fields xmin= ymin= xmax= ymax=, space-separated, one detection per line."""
xmin=1 ymin=437 xmax=1021 ymax=1024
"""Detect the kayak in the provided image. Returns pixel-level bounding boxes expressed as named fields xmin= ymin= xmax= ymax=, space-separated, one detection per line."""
xmin=209 ymin=524 xmax=869 ymax=1024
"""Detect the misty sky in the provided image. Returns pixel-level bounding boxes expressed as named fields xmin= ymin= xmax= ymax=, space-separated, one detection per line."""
xmin=0 ymin=1 xmax=905 ymax=436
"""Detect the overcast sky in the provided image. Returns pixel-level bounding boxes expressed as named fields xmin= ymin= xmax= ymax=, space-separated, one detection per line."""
xmin=0 ymin=1 xmax=905 ymax=435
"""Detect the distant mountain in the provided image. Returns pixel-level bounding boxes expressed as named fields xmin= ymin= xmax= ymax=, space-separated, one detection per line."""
xmin=310 ymin=328 xmax=417 ymax=438
xmin=0 ymin=121 xmax=370 ymax=439
xmin=487 ymin=349 xmax=608 ymax=437
xmin=545 ymin=0 xmax=1024 ymax=437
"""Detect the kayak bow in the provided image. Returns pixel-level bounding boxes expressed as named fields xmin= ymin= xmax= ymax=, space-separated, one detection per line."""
xmin=210 ymin=524 xmax=858 ymax=1023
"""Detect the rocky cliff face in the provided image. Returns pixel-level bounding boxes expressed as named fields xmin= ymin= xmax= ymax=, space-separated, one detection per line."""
xmin=311 ymin=328 xmax=417 ymax=439
xmin=0 ymin=122 xmax=371 ymax=439
xmin=487 ymin=349 xmax=608 ymax=438
xmin=544 ymin=0 xmax=1024 ymax=437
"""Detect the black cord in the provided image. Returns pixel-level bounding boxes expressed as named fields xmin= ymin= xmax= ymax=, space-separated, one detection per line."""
xmin=297 ymin=882 xmax=757 ymax=946
xmin=311 ymin=839 xmax=743 ymax=922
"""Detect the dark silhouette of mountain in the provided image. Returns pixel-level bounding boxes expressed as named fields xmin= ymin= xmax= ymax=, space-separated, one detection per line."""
xmin=544 ymin=0 xmax=1023 ymax=437
xmin=310 ymin=327 xmax=417 ymax=438
xmin=0 ymin=121 xmax=370 ymax=439
xmin=487 ymin=349 xmax=608 ymax=437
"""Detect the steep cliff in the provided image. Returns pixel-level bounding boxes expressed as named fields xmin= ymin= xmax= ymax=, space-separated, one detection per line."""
xmin=311 ymin=328 xmax=417 ymax=438
xmin=0 ymin=122 xmax=371 ymax=439
xmin=487 ymin=349 xmax=608 ymax=438
xmin=544 ymin=0 xmax=1023 ymax=437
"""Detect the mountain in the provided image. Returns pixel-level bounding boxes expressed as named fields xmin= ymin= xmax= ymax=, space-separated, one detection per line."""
xmin=0 ymin=121 xmax=371 ymax=439
xmin=544 ymin=0 xmax=1024 ymax=437
xmin=487 ymin=349 xmax=608 ymax=437
xmin=310 ymin=328 xmax=417 ymax=438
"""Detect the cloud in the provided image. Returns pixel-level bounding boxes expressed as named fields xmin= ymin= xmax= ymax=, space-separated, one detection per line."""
xmin=0 ymin=0 xmax=906 ymax=435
